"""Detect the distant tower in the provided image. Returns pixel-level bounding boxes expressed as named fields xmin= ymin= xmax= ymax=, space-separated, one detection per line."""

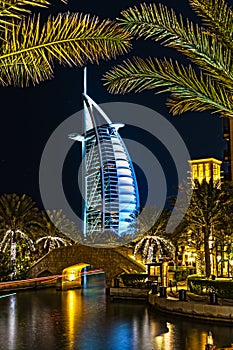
xmin=69 ymin=69 xmax=140 ymax=244
xmin=189 ymin=157 xmax=222 ymax=186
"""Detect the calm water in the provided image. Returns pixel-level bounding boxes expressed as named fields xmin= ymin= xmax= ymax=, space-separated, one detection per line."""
xmin=0 ymin=274 xmax=233 ymax=350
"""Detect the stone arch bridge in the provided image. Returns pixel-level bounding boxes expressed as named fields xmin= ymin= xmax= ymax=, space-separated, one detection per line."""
xmin=27 ymin=244 xmax=145 ymax=288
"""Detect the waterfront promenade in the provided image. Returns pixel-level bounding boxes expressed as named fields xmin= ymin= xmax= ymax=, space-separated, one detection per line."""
xmin=110 ymin=279 xmax=233 ymax=324
xmin=148 ymin=290 xmax=233 ymax=323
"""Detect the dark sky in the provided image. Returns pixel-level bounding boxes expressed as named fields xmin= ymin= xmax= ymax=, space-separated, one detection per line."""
xmin=0 ymin=0 xmax=224 ymax=212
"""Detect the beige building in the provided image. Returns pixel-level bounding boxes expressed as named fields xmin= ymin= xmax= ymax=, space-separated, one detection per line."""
xmin=189 ymin=158 xmax=222 ymax=185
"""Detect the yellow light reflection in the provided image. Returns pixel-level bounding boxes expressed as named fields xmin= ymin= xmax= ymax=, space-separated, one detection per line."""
xmin=62 ymin=290 xmax=83 ymax=350
xmin=154 ymin=322 xmax=174 ymax=350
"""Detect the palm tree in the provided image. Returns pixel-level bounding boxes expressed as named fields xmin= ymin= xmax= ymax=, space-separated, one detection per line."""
xmin=183 ymin=179 xmax=233 ymax=277
xmin=0 ymin=193 xmax=42 ymax=278
xmin=0 ymin=0 xmax=131 ymax=86
xmin=36 ymin=234 xmax=70 ymax=252
xmin=36 ymin=209 xmax=77 ymax=254
xmin=133 ymin=208 xmax=175 ymax=263
xmin=134 ymin=235 xmax=175 ymax=264
xmin=103 ymin=0 xmax=233 ymax=118
xmin=137 ymin=206 xmax=168 ymax=236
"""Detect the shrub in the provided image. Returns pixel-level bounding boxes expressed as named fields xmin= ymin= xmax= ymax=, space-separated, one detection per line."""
xmin=121 ymin=273 xmax=148 ymax=287
xmin=187 ymin=276 xmax=233 ymax=298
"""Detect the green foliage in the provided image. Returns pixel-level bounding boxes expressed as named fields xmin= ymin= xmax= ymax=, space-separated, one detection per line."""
xmin=169 ymin=268 xmax=193 ymax=281
xmin=188 ymin=275 xmax=233 ymax=298
xmin=0 ymin=196 xmax=77 ymax=280
xmin=0 ymin=0 xmax=131 ymax=86
xmin=133 ymin=234 xmax=175 ymax=263
xmin=133 ymin=208 xmax=174 ymax=263
xmin=0 ymin=193 xmax=42 ymax=279
xmin=0 ymin=0 xmax=50 ymax=28
xmin=174 ymin=269 xmax=190 ymax=281
xmin=0 ymin=193 xmax=42 ymax=234
xmin=177 ymin=180 xmax=233 ymax=277
xmin=121 ymin=273 xmax=148 ymax=287
xmin=184 ymin=179 xmax=232 ymax=233
xmin=0 ymin=252 xmax=12 ymax=280
xmin=104 ymin=0 xmax=233 ymax=117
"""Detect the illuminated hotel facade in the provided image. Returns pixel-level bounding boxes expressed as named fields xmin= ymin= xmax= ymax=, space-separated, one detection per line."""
xmin=69 ymin=69 xmax=140 ymax=243
xmin=189 ymin=158 xmax=222 ymax=185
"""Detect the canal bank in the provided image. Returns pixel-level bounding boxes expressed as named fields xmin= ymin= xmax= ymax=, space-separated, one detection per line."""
xmin=0 ymin=276 xmax=58 ymax=293
xmin=148 ymin=291 xmax=233 ymax=324
xmin=109 ymin=283 xmax=233 ymax=324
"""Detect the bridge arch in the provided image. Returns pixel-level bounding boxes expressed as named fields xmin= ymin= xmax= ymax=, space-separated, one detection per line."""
xmin=27 ymin=244 xmax=145 ymax=288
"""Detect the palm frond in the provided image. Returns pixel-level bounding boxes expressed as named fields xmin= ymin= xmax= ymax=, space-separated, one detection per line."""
xmin=185 ymin=179 xmax=231 ymax=231
xmin=0 ymin=193 xmax=41 ymax=235
xmin=0 ymin=0 xmax=50 ymax=28
xmin=119 ymin=3 xmax=233 ymax=88
xmin=189 ymin=0 xmax=233 ymax=50
xmin=103 ymin=57 xmax=233 ymax=116
xmin=0 ymin=12 xmax=131 ymax=86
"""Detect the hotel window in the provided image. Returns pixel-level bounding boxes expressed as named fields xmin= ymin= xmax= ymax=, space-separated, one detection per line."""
xmin=198 ymin=163 xmax=204 ymax=182
xmin=205 ymin=163 xmax=211 ymax=182
xmin=213 ymin=164 xmax=221 ymax=181
xmin=192 ymin=164 xmax=198 ymax=180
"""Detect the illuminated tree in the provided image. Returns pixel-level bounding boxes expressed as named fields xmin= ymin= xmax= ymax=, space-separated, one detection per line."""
xmin=134 ymin=235 xmax=175 ymax=264
xmin=183 ymin=179 xmax=233 ymax=277
xmin=0 ymin=193 xmax=41 ymax=278
xmin=0 ymin=0 xmax=131 ymax=87
xmin=36 ymin=209 xmax=78 ymax=253
xmin=104 ymin=0 xmax=233 ymax=118
xmin=133 ymin=208 xmax=175 ymax=263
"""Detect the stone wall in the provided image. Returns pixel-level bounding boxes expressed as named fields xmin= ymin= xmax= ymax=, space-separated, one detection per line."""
xmin=27 ymin=244 xmax=145 ymax=288
xmin=149 ymin=294 xmax=233 ymax=323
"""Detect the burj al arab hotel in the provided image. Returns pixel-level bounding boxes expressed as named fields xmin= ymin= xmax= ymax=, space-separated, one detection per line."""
xmin=69 ymin=69 xmax=140 ymax=245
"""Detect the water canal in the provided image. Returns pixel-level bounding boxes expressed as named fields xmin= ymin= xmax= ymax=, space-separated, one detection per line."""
xmin=0 ymin=274 xmax=233 ymax=350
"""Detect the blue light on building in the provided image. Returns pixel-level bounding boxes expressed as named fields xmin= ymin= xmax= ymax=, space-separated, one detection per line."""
xmin=69 ymin=69 xmax=140 ymax=245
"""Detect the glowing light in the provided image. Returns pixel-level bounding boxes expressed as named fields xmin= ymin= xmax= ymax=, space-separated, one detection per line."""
xmin=0 ymin=293 xmax=16 ymax=299
xmin=68 ymin=272 xmax=76 ymax=281
xmin=207 ymin=331 xmax=214 ymax=345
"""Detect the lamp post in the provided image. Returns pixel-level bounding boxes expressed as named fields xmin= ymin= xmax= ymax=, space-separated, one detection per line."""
xmin=205 ymin=331 xmax=215 ymax=350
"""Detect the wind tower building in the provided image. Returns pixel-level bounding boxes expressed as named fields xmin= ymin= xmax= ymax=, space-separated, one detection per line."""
xmin=69 ymin=69 xmax=140 ymax=245
xmin=189 ymin=158 xmax=222 ymax=186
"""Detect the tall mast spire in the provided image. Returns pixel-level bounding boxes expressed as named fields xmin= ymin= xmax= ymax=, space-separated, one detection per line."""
xmin=83 ymin=66 xmax=87 ymax=95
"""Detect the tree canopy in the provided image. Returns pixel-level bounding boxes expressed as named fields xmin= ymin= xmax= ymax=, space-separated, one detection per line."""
xmin=104 ymin=0 xmax=233 ymax=118
xmin=0 ymin=0 xmax=131 ymax=86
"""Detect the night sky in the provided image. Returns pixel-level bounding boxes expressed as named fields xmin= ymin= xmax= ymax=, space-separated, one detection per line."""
xmin=0 ymin=0 xmax=224 ymax=215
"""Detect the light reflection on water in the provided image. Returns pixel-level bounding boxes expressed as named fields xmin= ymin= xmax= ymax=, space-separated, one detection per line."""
xmin=0 ymin=274 xmax=233 ymax=350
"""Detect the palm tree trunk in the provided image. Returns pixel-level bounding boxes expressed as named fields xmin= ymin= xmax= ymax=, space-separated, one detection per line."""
xmin=195 ymin=243 xmax=202 ymax=275
xmin=174 ymin=246 xmax=179 ymax=270
xmin=203 ymin=227 xmax=211 ymax=278
xmin=10 ymin=230 xmax=17 ymax=278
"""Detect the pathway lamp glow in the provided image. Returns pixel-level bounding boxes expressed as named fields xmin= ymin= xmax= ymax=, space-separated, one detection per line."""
xmin=205 ymin=331 xmax=215 ymax=350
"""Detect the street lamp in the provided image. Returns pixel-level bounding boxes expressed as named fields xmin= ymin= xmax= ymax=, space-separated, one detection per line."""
xmin=205 ymin=331 xmax=215 ymax=350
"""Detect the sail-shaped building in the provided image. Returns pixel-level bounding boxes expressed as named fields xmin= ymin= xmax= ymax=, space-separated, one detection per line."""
xmin=69 ymin=69 xmax=140 ymax=244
